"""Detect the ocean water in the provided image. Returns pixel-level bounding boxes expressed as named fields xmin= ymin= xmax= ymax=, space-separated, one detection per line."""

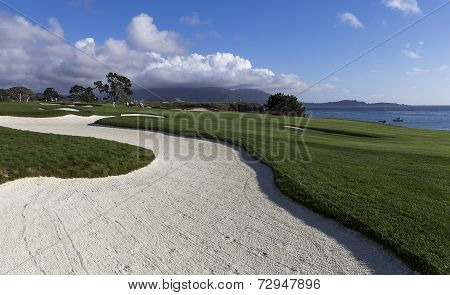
xmin=307 ymin=105 xmax=450 ymax=131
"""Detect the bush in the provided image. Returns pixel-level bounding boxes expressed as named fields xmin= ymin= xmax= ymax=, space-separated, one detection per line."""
xmin=265 ymin=93 xmax=305 ymax=116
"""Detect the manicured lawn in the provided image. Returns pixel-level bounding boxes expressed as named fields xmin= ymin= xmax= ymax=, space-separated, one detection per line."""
xmin=0 ymin=126 xmax=154 ymax=185
xmin=1 ymin=102 xmax=449 ymax=274
xmin=96 ymin=110 xmax=450 ymax=274
xmin=0 ymin=101 xmax=163 ymax=117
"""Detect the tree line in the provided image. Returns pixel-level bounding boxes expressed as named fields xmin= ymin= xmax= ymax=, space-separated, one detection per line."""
xmin=0 ymin=72 xmax=133 ymax=104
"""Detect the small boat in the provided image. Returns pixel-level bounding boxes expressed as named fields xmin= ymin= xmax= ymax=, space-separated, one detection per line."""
xmin=393 ymin=117 xmax=404 ymax=122
xmin=378 ymin=120 xmax=387 ymax=124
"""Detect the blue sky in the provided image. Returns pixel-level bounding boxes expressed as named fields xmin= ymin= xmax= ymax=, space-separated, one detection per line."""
xmin=0 ymin=0 xmax=449 ymax=104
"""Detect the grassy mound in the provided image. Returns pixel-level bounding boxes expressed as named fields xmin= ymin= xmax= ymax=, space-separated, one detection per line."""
xmin=0 ymin=126 xmax=154 ymax=184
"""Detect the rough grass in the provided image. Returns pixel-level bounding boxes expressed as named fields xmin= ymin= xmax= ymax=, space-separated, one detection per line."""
xmin=96 ymin=110 xmax=450 ymax=274
xmin=0 ymin=126 xmax=154 ymax=185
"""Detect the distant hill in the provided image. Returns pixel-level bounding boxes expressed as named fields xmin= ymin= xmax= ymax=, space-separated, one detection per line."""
xmin=132 ymin=87 xmax=271 ymax=103
xmin=304 ymin=100 xmax=407 ymax=108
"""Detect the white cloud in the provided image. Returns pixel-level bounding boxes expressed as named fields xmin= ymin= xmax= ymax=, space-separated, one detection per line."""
xmin=339 ymin=12 xmax=364 ymax=29
xmin=132 ymin=52 xmax=310 ymax=93
xmin=370 ymin=93 xmax=387 ymax=99
xmin=402 ymin=50 xmax=421 ymax=59
xmin=406 ymin=65 xmax=448 ymax=75
xmin=127 ymin=13 xmax=185 ymax=55
xmin=438 ymin=65 xmax=448 ymax=72
xmin=401 ymin=41 xmax=423 ymax=59
xmin=48 ymin=17 xmax=64 ymax=38
xmin=209 ymin=30 xmax=223 ymax=40
xmin=73 ymin=0 xmax=92 ymax=8
xmin=0 ymin=12 xmax=321 ymax=96
xmin=383 ymin=0 xmax=421 ymax=14
xmin=179 ymin=12 xmax=209 ymax=25
xmin=406 ymin=67 xmax=429 ymax=75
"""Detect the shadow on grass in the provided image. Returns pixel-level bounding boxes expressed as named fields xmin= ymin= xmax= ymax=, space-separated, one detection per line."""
xmin=234 ymin=145 xmax=414 ymax=275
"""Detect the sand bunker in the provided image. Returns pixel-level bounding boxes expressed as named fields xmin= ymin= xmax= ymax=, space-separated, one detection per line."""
xmin=55 ymin=108 xmax=80 ymax=112
xmin=0 ymin=115 xmax=412 ymax=275
xmin=186 ymin=108 xmax=210 ymax=112
xmin=81 ymin=105 xmax=94 ymax=108
xmin=284 ymin=125 xmax=306 ymax=131
xmin=39 ymin=103 xmax=59 ymax=106
xmin=121 ymin=113 xmax=164 ymax=118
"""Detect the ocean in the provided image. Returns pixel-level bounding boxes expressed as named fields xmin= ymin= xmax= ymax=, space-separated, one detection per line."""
xmin=306 ymin=105 xmax=450 ymax=131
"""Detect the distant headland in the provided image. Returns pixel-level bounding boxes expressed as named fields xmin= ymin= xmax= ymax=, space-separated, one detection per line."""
xmin=304 ymin=100 xmax=407 ymax=108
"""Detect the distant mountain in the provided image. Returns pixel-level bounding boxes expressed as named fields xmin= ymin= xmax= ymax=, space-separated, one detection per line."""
xmin=132 ymin=87 xmax=271 ymax=103
xmin=304 ymin=100 xmax=407 ymax=108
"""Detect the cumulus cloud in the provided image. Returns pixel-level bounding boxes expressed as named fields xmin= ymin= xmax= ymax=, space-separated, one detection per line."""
xmin=383 ymin=0 xmax=421 ymax=14
xmin=132 ymin=52 xmax=312 ymax=93
xmin=0 ymin=11 xmax=321 ymax=96
xmin=127 ymin=13 xmax=185 ymax=55
xmin=339 ymin=12 xmax=364 ymax=29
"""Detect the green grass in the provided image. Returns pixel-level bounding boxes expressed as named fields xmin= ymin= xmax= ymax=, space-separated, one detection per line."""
xmin=1 ymin=101 xmax=449 ymax=274
xmin=95 ymin=110 xmax=450 ymax=274
xmin=0 ymin=126 xmax=154 ymax=184
xmin=0 ymin=101 xmax=115 ymax=117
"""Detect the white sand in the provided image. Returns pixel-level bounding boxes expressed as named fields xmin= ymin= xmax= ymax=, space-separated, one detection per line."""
xmin=121 ymin=113 xmax=164 ymax=118
xmin=0 ymin=115 xmax=412 ymax=275
xmin=39 ymin=103 xmax=58 ymax=106
xmin=81 ymin=105 xmax=94 ymax=108
xmin=37 ymin=108 xmax=45 ymax=111
xmin=55 ymin=108 xmax=80 ymax=112
xmin=186 ymin=108 xmax=210 ymax=112
xmin=284 ymin=125 xmax=306 ymax=131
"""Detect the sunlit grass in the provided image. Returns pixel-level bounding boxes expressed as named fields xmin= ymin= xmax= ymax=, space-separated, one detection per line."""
xmin=0 ymin=126 xmax=154 ymax=184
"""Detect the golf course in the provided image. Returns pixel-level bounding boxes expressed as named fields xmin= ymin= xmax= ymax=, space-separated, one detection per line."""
xmin=0 ymin=102 xmax=449 ymax=274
